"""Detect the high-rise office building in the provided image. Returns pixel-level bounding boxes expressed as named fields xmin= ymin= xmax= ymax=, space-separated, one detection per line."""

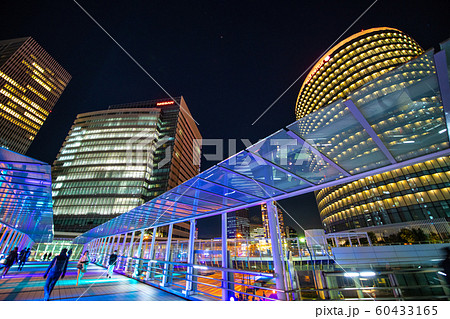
xmin=295 ymin=27 xmax=450 ymax=232
xmin=227 ymin=209 xmax=250 ymax=238
xmin=52 ymin=97 xmax=202 ymax=237
xmin=0 ymin=37 xmax=71 ymax=154
xmin=261 ymin=203 xmax=286 ymax=238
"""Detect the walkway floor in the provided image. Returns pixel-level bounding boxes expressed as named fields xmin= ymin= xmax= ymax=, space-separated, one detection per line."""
xmin=0 ymin=261 xmax=186 ymax=301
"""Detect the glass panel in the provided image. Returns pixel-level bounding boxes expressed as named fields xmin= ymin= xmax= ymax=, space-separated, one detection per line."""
xmin=0 ymin=149 xmax=53 ymax=243
xmin=183 ymin=177 xmax=261 ymax=203
xmin=159 ymin=190 xmax=221 ymax=210
xmin=219 ymin=150 xmax=310 ymax=191
xmin=350 ymin=50 xmax=449 ymax=162
xmin=287 ymin=100 xmax=391 ymax=174
xmin=200 ymin=166 xmax=282 ymax=198
xmin=172 ymin=184 xmax=243 ymax=206
xmin=248 ymin=130 xmax=345 ymax=184
xmin=440 ymin=39 xmax=450 ymax=81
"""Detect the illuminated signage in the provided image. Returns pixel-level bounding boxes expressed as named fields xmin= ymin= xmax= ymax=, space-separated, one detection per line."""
xmin=156 ymin=101 xmax=175 ymax=106
xmin=305 ymin=55 xmax=331 ymax=84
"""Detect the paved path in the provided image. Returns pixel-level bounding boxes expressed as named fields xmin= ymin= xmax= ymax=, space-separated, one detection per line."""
xmin=0 ymin=261 xmax=186 ymax=301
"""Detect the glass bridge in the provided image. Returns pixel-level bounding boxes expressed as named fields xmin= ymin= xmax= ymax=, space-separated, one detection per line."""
xmin=1 ymin=41 xmax=450 ymax=301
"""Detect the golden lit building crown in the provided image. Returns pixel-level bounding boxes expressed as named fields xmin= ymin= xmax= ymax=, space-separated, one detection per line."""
xmin=295 ymin=27 xmax=423 ymax=120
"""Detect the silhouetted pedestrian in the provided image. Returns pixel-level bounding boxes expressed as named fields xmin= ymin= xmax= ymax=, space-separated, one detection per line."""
xmin=43 ymin=248 xmax=69 ymax=301
xmin=1 ymin=247 xmax=18 ymax=278
xmin=107 ymin=250 xmax=118 ymax=278
xmin=18 ymin=248 xmax=31 ymax=271
xmin=42 ymin=253 xmax=48 ymax=261
xmin=47 ymin=252 xmax=52 ymax=261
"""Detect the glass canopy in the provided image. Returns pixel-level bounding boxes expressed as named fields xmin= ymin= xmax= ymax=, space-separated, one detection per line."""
xmin=74 ymin=45 xmax=450 ymax=244
xmin=0 ymin=148 xmax=53 ymax=242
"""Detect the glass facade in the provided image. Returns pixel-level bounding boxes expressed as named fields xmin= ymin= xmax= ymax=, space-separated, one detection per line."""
xmin=295 ymin=28 xmax=450 ymax=233
xmin=52 ymin=97 xmax=202 ymax=236
xmin=0 ymin=147 xmax=53 ymax=242
xmin=227 ymin=209 xmax=250 ymax=238
xmin=261 ymin=203 xmax=286 ymax=238
xmin=0 ymin=37 xmax=71 ymax=154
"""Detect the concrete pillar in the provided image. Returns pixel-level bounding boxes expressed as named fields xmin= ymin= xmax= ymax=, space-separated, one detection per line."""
xmin=160 ymin=224 xmax=173 ymax=287
xmin=266 ymin=201 xmax=287 ymax=300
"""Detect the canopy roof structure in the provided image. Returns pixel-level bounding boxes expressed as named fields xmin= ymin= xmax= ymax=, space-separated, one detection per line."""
xmin=0 ymin=148 xmax=53 ymax=242
xmin=74 ymin=45 xmax=450 ymax=244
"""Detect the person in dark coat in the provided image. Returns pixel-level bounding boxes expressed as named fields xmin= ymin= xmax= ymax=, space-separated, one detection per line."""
xmin=47 ymin=252 xmax=52 ymax=261
xmin=43 ymin=248 xmax=69 ymax=301
xmin=18 ymin=248 xmax=31 ymax=271
xmin=107 ymin=250 xmax=118 ymax=278
xmin=42 ymin=253 xmax=48 ymax=261
xmin=1 ymin=247 xmax=19 ymax=278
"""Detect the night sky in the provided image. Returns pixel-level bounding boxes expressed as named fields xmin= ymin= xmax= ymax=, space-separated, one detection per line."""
xmin=2 ymin=1 xmax=449 ymax=238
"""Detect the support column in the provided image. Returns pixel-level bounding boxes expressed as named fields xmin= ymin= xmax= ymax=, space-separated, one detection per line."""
xmin=127 ymin=231 xmax=136 ymax=257
xmin=98 ymin=237 xmax=107 ymax=265
xmin=146 ymin=227 xmax=158 ymax=281
xmin=3 ymin=230 xmax=18 ymax=254
xmin=160 ymin=224 xmax=173 ymax=287
xmin=13 ymin=233 xmax=23 ymax=249
xmin=134 ymin=231 xmax=145 ymax=277
xmin=126 ymin=231 xmax=136 ymax=272
xmin=221 ymin=213 xmax=234 ymax=301
xmin=114 ymin=234 xmax=122 ymax=252
xmin=266 ymin=201 xmax=287 ymax=300
xmin=184 ymin=219 xmax=197 ymax=296
xmin=0 ymin=227 xmax=11 ymax=252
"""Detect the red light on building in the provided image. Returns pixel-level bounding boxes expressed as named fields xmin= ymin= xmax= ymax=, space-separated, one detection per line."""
xmin=156 ymin=101 xmax=175 ymax=106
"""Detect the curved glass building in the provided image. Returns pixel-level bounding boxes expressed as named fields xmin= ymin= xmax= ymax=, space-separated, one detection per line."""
xmin=295 ymin=27 xmax=450 ymax=233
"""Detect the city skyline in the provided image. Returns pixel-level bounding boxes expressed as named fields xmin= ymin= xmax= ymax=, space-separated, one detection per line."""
xmin=1 ymin=1 xmax=449 ymax=236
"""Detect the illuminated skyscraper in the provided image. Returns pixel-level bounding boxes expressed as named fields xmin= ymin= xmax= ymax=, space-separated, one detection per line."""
xmin=295 ymin=27 xmax=450 ymax=232
xmin=52 ymin=97 xmax=202 ymax=237
xmin=261 ymin=203 xmax=286 ymax=238
xmin=227 ymin=209 xmax=250 ymax=238
xmin=0 ymin=37 xmax=71 ymax=154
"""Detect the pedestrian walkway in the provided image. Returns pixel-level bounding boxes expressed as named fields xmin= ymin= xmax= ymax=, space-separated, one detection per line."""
xmin=0 ymin=261 xmax=186 ymax=301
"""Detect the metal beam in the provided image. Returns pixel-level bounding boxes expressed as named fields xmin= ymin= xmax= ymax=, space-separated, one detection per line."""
xmin=285 ymin=130 xmax=351 ymax=177
xmin=344 ymin=99 xmax=397 ymax=164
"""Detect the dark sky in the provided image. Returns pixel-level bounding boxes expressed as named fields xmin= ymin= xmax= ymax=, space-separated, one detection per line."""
xmin=2 ymin=0 xmax=449 ymax=238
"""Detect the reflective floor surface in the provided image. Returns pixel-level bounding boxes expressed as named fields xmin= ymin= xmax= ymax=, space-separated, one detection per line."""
xmin=0 ymin=261 xmax=186 ymax=301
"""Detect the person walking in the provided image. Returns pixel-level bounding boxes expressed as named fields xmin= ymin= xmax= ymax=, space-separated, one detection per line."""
xmin=1 ymin=247 xmax=19 ymax=278
xmin=76 ymin=250 xmax=90 ymax=286
xmin=18 ymin=248 xmax=31 ymax=271
xmin=47 ymin=252 xmax=52 ymax=261
xmin=43 ymin=248 xmax=69 ymax=301
xmin=107 ymin=250 xmax=118 ymax=278
xmin=42 ymin=252 xmax=48 ymax=261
